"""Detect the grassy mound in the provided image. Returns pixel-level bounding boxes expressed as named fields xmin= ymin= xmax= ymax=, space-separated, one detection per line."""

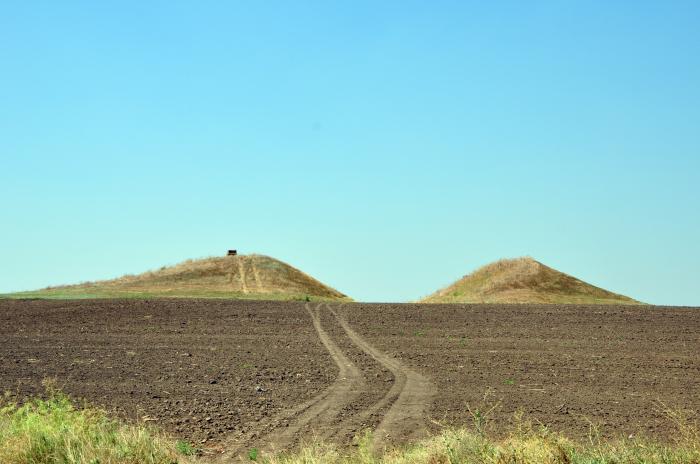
xmin=421 ymin=257 xmax=640 ymax=304
xmin=3 ymin=254 xmax=350 ymax=301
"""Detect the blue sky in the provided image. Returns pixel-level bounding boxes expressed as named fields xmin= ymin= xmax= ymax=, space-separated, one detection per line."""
xmin=1 ymin=1 xmax=698 ymax=304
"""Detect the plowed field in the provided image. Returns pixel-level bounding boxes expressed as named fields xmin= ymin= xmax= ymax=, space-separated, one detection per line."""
xmin=1 ymin=299 xmax=698 ymax=458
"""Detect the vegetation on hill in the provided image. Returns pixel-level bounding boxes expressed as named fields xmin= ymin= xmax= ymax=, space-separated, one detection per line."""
xmin=2 ymin=254 xmax=350 ymax=301
xmin=421 ymin=257 xmax=640 ymax=304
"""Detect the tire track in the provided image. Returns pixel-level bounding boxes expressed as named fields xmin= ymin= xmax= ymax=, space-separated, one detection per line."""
xmin=327 ymin=304 xmax=436 ymax=452
xmin=237 ymin=259 xmax=248 ymax=294
xmin=251 ymin=261 xmax=263 ymax=291
xmin=219 ymin=302 xmax=434 ymax=460
xmin=217 ymin=303 xmax=365 ymax=460
xmin=266 ymin=304 xmax=366 ymax=450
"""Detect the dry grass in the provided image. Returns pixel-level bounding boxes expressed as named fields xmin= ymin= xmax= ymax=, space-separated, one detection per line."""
xmin=421 ymin=257 xmax=640 ymax=304
xmin=0 ymin=383 xmax=191 ymax=464
xmin=4 ymin=255 xmax=350 ymax=301
xmin=3 ymin=387 xmax=698 ymax=463
xmin=263 ymin=414 xmax=700 ymax=464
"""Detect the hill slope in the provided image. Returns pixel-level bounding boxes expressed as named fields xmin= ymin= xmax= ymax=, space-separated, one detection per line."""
xmin=420 ymin=257 xmax=640 ymax=304
xmin=5 ymin=254 xmax=350 ymax=301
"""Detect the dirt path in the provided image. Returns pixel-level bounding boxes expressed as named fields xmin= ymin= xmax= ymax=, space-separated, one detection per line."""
xmin=217 ymin=303 xmax=367 ymax=460
xmin=251 ymin=262 xmax=263 ymax=292
xmin=264 ymin=304 xmax=366 ymax=450
xmin=327 ymin=304 xmax=436 ymax=451
xmin=217 ymin=303 xmax=435 ymax=460
xmin=237 ymin=259 xmax=248 ymax=293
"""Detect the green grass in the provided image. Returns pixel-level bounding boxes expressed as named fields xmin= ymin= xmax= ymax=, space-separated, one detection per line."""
xmin=175 ymin=440 xmax=198 ymax=456
xmin=0 ymin=386 xmax=190 ymax=464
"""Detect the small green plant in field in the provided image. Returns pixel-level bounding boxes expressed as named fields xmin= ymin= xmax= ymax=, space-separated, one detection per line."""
xmin=504 ymin=378 xmax=515 ymax=385
xmin=248 ymin=447 xmax=259 ymax=461
xmin=459 ymin=336 xmax=467 ymax=346
xmin=414 ymin=330 xmax=425 ymax=337
xmin=466 ymin=390 xmax=501 ymax=437
xmin=468 ymin=407 xmax=487 ymax=436
xmin=175 ymin=439 xmax=198 ymax=456
xmin=241 ymin=362 xmax=254 ymax=369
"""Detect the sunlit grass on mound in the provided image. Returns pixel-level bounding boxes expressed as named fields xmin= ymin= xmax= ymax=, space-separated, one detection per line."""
xmin=0 ymin=384 xmax=191 ymax=464
xmin=264 ymin=417 xmax=700 ymax=464
xmin=1 ymin=254 xmax=351 ymax=302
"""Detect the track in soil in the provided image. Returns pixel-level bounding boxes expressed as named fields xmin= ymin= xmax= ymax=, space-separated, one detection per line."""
xmin=328 ymin=304 xmax=435 ymax=452
xmin=220 ymin=303 xmax=435 ymax=460
xmin=2 ymin=299 xmax=699 ymax=458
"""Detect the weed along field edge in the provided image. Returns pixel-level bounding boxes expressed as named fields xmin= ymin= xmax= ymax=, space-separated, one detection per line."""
xmin=1 ymin=299 xmax=699 ymax=462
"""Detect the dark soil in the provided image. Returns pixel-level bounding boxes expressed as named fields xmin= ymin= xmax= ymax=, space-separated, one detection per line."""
xmin=340 ymin=303 xmax=700 ymax=440
xmin=0 ymin=299 xmax=334 ymax=446
xmin=1 ymin=299 xmax=698 ymax=451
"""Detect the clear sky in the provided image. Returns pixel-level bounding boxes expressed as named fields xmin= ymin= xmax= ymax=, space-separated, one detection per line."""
xmin=1 ymin=1 xmax=699 ymax=305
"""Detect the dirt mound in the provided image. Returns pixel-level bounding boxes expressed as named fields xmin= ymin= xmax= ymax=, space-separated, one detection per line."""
xmin=17 ymin=254 xmax=349 ymax=301
xmin=420 ymin=257 xmax=639 ymax=304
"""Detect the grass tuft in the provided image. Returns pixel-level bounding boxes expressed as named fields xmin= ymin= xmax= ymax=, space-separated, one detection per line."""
xmin=175 ymin=439 xmax=198 ymax=456
xmin=0 ymin=386 xmax=185 ymax=464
